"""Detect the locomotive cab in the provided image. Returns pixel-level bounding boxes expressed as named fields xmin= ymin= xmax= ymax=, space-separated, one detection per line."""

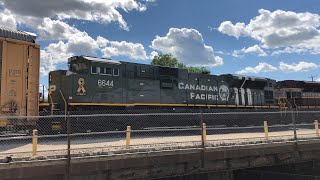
xmin=49 ymin=56 xmax=123 ymax=112
xmin=68 ymin=56 xmax=90 ymax=74
xmin=68 ymin=56 xmax=121 ymax=76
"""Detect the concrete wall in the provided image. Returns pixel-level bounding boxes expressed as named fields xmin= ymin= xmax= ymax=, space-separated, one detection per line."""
xmin=2 ymin=140 xmax=320 ymax=180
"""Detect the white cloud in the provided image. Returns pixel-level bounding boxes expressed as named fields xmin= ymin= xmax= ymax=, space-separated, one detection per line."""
xmin=36 ymin=17 xmax=148 ymax=61
xmin=37 ymin=18 xmax=99 ymax=54
xmin=145 ymin=0 xmax=157 ymax=2
xmin=232 ymin=45 xmax=267 ymax=57
xmin=40 ymin=50 xmax=55 ymax=76
xmin=243 ymin=45 xmax=267 ymax=56
xmin=0 ymin=9 xmax=17 ymax=29
xmin=67 ymin=33 xmax=99 ymax=54
xmin=218 ymin=21 xmax=246 ymax=39
xmin=271 ymin=47 xmax=308 ymax=56
xmin=40 ymin=43 xmax=72 ymax=76
xmin=1 ymin=0 xmax=148 ymax=31
xmin=214 ymin=56 xmax=224 ymax=66
xmin=96 ymin=36 xmax=109 ymax=48
xmin=215 ymin=51 xmax=228 ymax=55
xmin=218 ymin=9 xmax=320 ymax=54
xmin=236 ymin=62 xmax=278 ymax=74
xmin=101 ymin=40 xmax=148 ymax=60
xmin=279 ymin=61 xmax=319 ymax=72
xmin=46 ymin=41 xmax=70 ymax=57
xmin=208 ymin=26 xmax=214 ymax=32
xmin=149 ymin=51 xmax=159 ymax=59
xmin=236 ymin=61 xmax=319 ymax=75
xmin=0 ymin=0 xmax=153 ymax=76
xmin=37 ymin=18 xmax=80 ymax=40
xmin=151 ymin=28 xmax=223 ymax=67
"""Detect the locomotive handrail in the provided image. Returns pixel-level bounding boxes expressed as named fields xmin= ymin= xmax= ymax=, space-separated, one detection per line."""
xmin=45 ymin=85 xmax=55 ymax=115
xmin=285 ymin=97 xmax=292 ymax=108
xmin=59 ymin=90 xmax=68 ymax=120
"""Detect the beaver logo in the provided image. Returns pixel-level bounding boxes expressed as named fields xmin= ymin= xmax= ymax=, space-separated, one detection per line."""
xmin=77 ymin=78 xmax=86 ymax=96
xmin=219 ymin=85 xmax=229 ymax=101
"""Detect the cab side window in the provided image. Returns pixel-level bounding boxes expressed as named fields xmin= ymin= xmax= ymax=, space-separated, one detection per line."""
xmin=91 ymin=66 xmax=100 ymax=74
xmin=91 ymin=64 xmax=119 ymax=76
xmin=106 ymin=68 xmax=112 ymax=75
xmin=100 ymin=67 xmax=112 ymax=75
xmin=113 ymin=68 xmax=119 ymax=76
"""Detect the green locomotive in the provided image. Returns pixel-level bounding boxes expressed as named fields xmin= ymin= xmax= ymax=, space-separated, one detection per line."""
xmin=48 ymin=56 xmax=277 ymax=111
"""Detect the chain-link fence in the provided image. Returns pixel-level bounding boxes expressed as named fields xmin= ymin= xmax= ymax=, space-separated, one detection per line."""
xmin=1 ymin=109 xmax=320 ymax=162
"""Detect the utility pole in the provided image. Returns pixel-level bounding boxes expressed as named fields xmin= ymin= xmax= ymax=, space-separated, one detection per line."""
xmin=308 ymin=75 xmax=317 ymax=82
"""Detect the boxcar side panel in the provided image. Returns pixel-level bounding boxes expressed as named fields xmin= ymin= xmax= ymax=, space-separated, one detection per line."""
xmin=27 ymin=46 xmax=40 ymax=116
xmin=0 ymin=41 xmax=2 ymax=97
xmin=0 ymin=42 xmax=28 ymax=116
xmin=0 ymin=40 xmax=7 ymax=113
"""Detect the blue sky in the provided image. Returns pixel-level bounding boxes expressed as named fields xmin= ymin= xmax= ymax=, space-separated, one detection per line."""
xmin=1 ymin=0 xmax=320 ymax=86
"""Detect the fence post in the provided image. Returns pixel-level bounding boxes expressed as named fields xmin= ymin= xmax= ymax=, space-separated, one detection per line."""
xmin=315 ymin=120 xmax=319 ymax=137
xmin=291 ymin=110 xmax=297 ymax=141
xmin=199 ymin=110 xmax=205 ymax=168
xmin=200 ymin=111 xmax=205 ymax=147
xmin=264 ymin=121 xmax=269 ymax=141
xmin=202 ymin=123 xmax=207 ymax=145
xmin=66 ymin=112 xmax=71 ymax=180
xmin=32 ymin=129 xmax=38 ymax=157
xmin=126 ymin=126 xmax=131 ymax=149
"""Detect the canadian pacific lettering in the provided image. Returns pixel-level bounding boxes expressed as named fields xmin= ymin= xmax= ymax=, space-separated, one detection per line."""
xmin=178 ymin=82 xmax=230 ymax=101
xmin=178 ymin=83 xmax=218 ymax=91
xmin=190 ymin=93 xmax=219 ymax=100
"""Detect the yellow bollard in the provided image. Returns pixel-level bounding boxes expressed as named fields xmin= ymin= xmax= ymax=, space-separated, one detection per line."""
xmin=315 ymin=120 xmax=319 ymax=137
xmin=32 ymin=129 xmax=38 ymax=157
xmin=202 ymin=123 xmax=207 ymax=145
xmin=264 ymin=121 xmax=269 ymax=141
xmin=126 ymin=126 xmax=131 ymax=149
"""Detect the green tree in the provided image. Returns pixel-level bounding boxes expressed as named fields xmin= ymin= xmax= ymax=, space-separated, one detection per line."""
xmin=151 ymin=53 xmax=210 ymax=74
xmin=151 ymin=54 xmax=179 ymax=68
xmin=187 ymin=67 xmax=210 ymax=75
xmin=177 ymin=62 xmax=186 ymax=69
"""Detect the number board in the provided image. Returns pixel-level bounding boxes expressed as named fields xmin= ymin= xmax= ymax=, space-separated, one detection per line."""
xmin=97 ymin=79 xmax=114 ymax=88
